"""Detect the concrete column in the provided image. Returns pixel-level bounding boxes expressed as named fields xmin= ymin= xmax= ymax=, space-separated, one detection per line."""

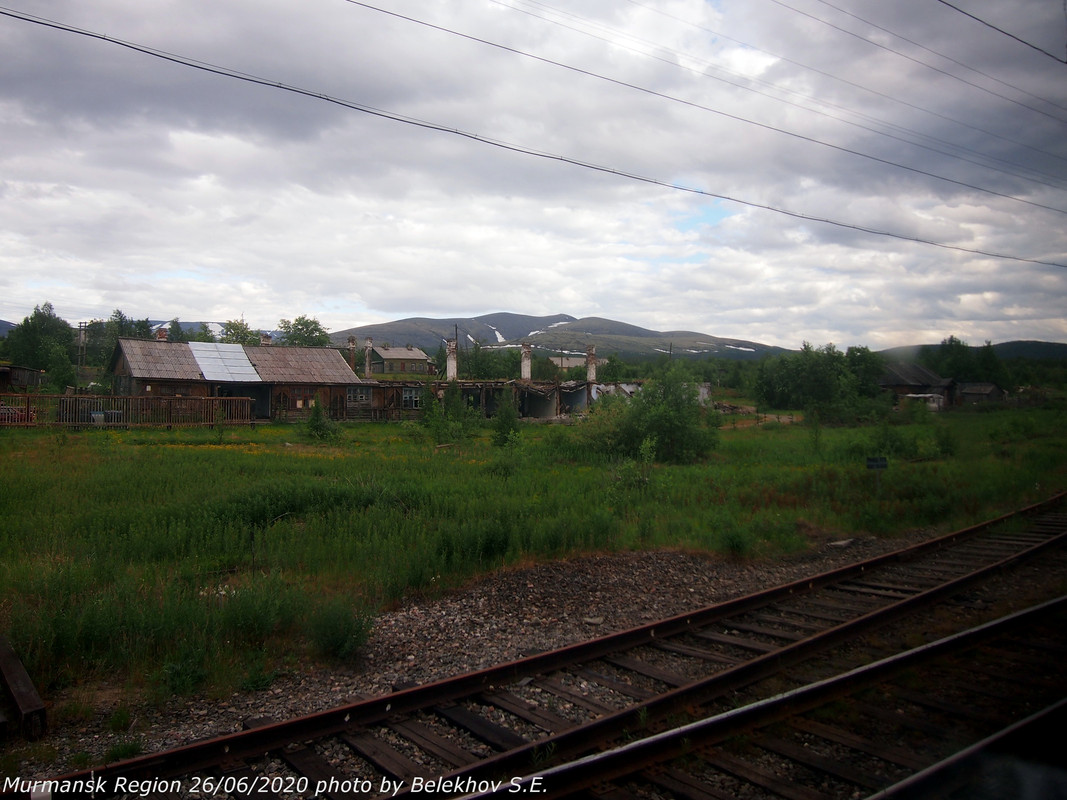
xmin=446 ymin=339 xmax=458 ymax=381
xmin=586 ymin=345 xmax=597 ymax=382
xmin=521 ymin=342 xmax=532 ymax=381
xmin=364 ymin=338 xmax=373 ymax=377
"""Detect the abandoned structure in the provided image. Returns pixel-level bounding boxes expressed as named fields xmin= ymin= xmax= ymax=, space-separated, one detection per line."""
xmin=109 ymin=338 xmax=366 ymax=419
xmin=878 ymin=363 xmax=956 ymax=408
xmin=0 ymin=364 xmax=43 ymax=393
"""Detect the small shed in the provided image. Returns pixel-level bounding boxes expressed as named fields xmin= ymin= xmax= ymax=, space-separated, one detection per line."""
xmin=0 ymin=365 xmax=44 ymax=392
xmin=958 ymin=382 xmax=1006 ymax=404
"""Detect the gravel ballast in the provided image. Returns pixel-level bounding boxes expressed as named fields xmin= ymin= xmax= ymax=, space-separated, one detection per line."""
xmin=5 ymin=535 xmax=933 ymax=781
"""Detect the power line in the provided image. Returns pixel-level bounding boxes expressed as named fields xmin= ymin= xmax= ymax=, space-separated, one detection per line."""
xmin=933 ymin=0 xmax=1067 ymax=65
xmin=498 ymin=0 xmax=1067 ymax=189
xmin=619 ymin=0 xmax=1067 ymax=179
xmin=626 ymin=0 xmax=1067 ymax=122
xmin=766 ymin=0 xmax=1067 ymax=122
xmin=1 ymin=6 xmax=1064 ymax=271
xmin=340 ymin=0 xmax=1067 ymax=215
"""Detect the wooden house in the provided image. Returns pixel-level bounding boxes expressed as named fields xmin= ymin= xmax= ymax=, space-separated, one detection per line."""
xmin=878 ymin=363 xmax=955 ymax=407
xmin=367 ymin=344 xmax=432 ymax=376
xmin=109 ymin=338 xmax=368 ymax=420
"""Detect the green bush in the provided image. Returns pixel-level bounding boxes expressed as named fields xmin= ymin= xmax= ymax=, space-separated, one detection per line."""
xmin=574 ymin=364 xmax=717 ymax=464
xmin=420 ymin=382 xmax=479 ymax=444
xmin=492 ymin=397 xmax=521 ymax=447
xmin=305 ymin=401 xmax=341 ymax=441
xmin=308 ymin=598 xmax=373 ymax=660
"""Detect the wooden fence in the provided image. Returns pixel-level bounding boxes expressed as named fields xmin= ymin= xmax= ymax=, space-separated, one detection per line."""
xmin=0 ymin=395 xmax=254 ymax=428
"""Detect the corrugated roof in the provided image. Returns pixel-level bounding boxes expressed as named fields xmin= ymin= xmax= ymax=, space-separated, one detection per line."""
xmin=244 ymin=346 xmax=359 ymax=384
xmin=188 ymin=342 xmax=261 ymax=382
xmin=115 ymin=339 xmax=360 ymax=384
xmin=118 ymin=339 xmax=203 ymax=381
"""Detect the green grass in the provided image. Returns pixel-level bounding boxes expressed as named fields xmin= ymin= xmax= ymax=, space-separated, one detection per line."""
xmin=0 ymin=405 xmax=1064 ymax=697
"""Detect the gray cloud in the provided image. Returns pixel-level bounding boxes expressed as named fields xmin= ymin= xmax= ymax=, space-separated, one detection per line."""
xmin=1 ymin=0 xmax=1064 ymax=349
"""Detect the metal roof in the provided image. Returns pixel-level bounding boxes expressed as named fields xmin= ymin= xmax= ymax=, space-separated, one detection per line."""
xmin=188 ymin=342 xmax=261 ymax=383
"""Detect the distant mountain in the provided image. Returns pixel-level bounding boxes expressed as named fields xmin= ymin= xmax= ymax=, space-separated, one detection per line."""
xmin=878 ymin=341 xmax=1067 ymax=362
xmin=4 ymin=313 xmax=1064 ymax=364
xmin=330 ymin=313 xmax=577 ymax=354
xmin=331 ymin=312 xmax=791 ymax=361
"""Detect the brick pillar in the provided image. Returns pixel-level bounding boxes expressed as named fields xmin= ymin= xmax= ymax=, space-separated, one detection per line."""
xmin=446 ymin=339 xmax=458 ymax=381
xmin=586 ymin=345 xmax=597 ymax=382
xmin=521 ymin=343 xmax=532 ymax=381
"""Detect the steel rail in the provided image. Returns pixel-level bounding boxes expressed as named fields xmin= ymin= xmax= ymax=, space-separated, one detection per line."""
xmin=386 ymin=503 xmax=1067 ymax=794
xmin=864 ymin=697 xmax=1067 ymax=799
xmin=461 ymin=595 xmax=1067 ymax=798
xmin=3 ymin=492 xmax=1064 ymax=798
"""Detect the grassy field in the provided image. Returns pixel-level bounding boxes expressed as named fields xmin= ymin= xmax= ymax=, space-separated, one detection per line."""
xmin=1 ymin=404 xmax=1064 ymax=699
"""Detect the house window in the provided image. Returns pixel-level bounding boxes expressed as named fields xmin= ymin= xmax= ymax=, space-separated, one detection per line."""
xmin=293 ymin=387 xmax=316 ymax=409
xmin=402 ymin=387 xmax=421 ymax=409
xmin=347 ymin=386 xmax=370 ymax=403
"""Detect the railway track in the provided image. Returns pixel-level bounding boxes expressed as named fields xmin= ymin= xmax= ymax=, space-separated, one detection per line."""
xmin=481 ymin=595 xmax=1067 ymax=799
xmin=4 ymin=494 xmax=1065 ymax=800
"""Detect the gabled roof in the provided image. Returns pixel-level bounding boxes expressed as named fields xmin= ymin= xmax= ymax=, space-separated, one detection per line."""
xmin=245 ymin=346 xmax=359 ymax=384
xmin=879 ymin=362 xmax=945 ymax=388
xmin=112 ymin=339 xmax=361 ymax=384
xmin=372 ymin=345 xmax=430 ymax=360
xmin=114 ymin=339 xmax=204 ymax=380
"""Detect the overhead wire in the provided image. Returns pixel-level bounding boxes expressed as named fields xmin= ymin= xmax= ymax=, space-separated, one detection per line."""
xmin=619 ymin=0 xmax=1067 ymax=172
xmin=765 ymin=0 xmax=1067 ymax=122
xmin=498 ymin=0 xmax=1067 ymax=189
xmin=338 ymin=0 xmax=1067 ymax=216
xmin=931 ymin=0 xmax=1067 ymax=65
xmin=0 ymin=5 xmax=1064 ymax=271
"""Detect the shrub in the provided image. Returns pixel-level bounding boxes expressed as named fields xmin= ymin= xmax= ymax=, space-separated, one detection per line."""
xmin=492 ymin=397 xmax=521 ymax=447
xmin=618 ymin=363 xmax=717 ymax=463
xmin=420 ymin=382 xmax=479 ymax=444
xmin=308 ymin=598 xmax=373 ymax=660
xmin=305 ymin=401 xmax=340 ymax=441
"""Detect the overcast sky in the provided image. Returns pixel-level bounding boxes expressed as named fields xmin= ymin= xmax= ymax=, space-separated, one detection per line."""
xmin=1 ymin=0 xmax=1065 ymax=349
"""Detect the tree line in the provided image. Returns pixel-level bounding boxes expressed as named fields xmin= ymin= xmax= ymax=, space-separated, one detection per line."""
xmin=0 ymin=303 xmax=332 ymax=391
xmin=2 ymin=302 xmax=1057 ymax=399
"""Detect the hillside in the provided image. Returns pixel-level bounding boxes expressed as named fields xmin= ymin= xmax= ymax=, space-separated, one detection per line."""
xmin=878 ymin=341 xmax=1067 ymax=362
xmin=3 ymin=311 xmax=1066 ymax=364
xmin=331 ymin=313 xmax=791 ymax=361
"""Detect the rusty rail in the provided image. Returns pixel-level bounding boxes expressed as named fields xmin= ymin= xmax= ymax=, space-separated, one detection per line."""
xmin=3 ymin=494 xmax=1064 ymax=798
xmin=473 ymin=596 xmax=1067 ymax=798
